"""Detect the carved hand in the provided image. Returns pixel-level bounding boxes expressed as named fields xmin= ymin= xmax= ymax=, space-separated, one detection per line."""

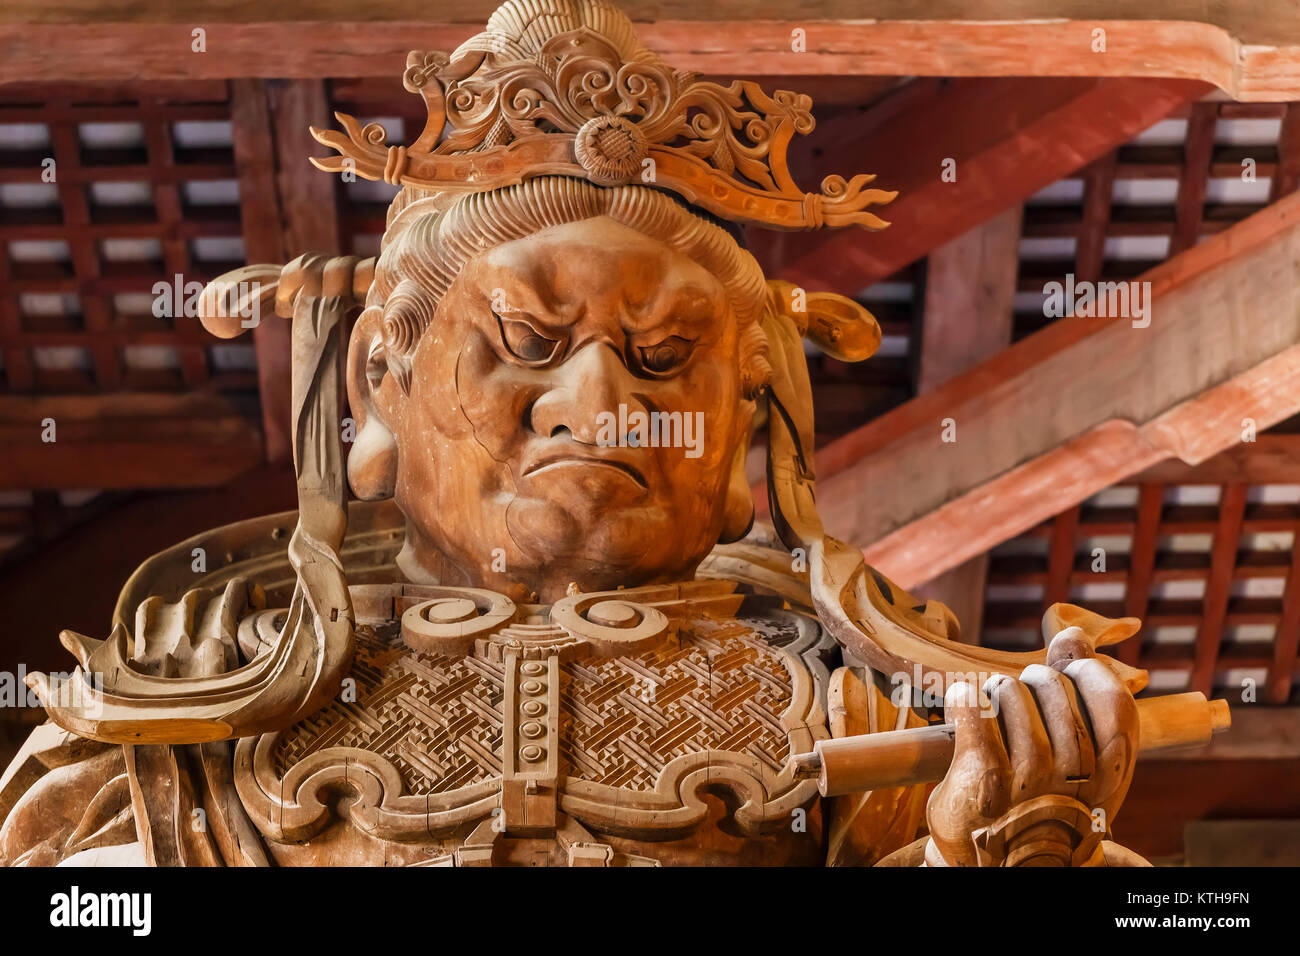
xmin=924 ymin=628 xmax=1140 ymax=866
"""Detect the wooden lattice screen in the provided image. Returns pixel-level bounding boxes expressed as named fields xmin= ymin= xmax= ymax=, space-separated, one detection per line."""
xmin=0 ymin=80 xmax=256 ymax=395
xmin=1016 ymin=100 xmax=1300 ymax=338
xmin=984 ymin=479 xmax=1300 ymax=704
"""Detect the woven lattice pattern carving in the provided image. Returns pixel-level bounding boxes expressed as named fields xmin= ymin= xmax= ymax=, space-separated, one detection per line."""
xmin=273 ymin=616 xmax=806 ymax=796
xmin=273 ymin=623 xmax=505 ymax=794
xmin=560 ymin=621 xmax=796 ymax=790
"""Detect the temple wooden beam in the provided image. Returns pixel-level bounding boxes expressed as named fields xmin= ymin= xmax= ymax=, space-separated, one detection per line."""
xmin=0 ymin=393 xmax=263 ymax=490
xmin=0 ymin=465 xmax=298 ymax=695
xmin=907 ymin=208 xmax=1022 ymax=644
xmin=230 ymin=79 xmax=341 ymax=465
xmin=2 ymin=2 xmax=1299 ymax=99
xmin=1268 ymin=529 xmax=1300 ymax=705
xmin=752 ymin=76 xmax=1208 ymax=295
xmin=807 ymin=189 xmax=1300 ymax=590
xmin=230 ymin=79 xmax=291 ymax=465
xmin=1133 ymin=433 xmax=1300 ymax=483
xmin=1182 ymin=820 xmax=1300 ymax=866
xmin=1116 ymin=705 xmax=1300 ymax=859
xmin=1139 ymin=706 xmax=1300 ymax=762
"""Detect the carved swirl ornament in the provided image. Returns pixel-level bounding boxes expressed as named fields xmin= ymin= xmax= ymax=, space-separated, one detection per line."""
xmin=309 ymin=29 xmax=896 ymax=231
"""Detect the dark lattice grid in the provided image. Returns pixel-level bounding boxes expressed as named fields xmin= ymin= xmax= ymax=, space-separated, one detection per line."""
xmin=0 ymin=81 xmax=258 ymax=396
xmin=1015 ymin=101 xmax=1297 ymax=339
xmin=0 ymin=81 xmax=261 ymax=563
xmin=3 ymin=86 xmax=1294 ymax=418
xmin=983 ymin=481 xmax=1300 ymax=704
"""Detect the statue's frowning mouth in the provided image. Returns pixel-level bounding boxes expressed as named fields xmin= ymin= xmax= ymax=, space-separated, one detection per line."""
xmin=521 ymin=454 xmax=648 ymax=489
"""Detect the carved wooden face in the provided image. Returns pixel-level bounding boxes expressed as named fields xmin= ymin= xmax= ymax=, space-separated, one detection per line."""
xmin=384 ymin=216 xmax=751 ymax=601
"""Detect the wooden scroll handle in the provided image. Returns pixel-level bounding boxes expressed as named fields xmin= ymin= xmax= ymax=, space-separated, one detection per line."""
xmin=791 ymin=691 xmax=1231 ymax=797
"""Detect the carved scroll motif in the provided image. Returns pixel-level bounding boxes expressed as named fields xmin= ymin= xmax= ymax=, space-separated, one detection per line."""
xmin=308 ymin=30 xmax=896 ymax=231
xmin=396 ymin=579 xmax=748 ymax=663
xmin=401 ymin=586 xmax=519 ymax=657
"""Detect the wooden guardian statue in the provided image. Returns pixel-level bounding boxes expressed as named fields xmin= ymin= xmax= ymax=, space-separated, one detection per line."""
xmin=0 ymin=0 xmax=1228 ymax=867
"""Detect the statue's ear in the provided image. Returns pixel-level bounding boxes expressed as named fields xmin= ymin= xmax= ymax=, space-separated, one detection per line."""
xmin=345 ymin=306 xmax=399 ymax=500
xmin=765 ymin=279 xmax=881 ymax=362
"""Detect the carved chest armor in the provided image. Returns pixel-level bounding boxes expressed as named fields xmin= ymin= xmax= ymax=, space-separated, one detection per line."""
xmin=236 ymin=581 xmax=835 ymax=866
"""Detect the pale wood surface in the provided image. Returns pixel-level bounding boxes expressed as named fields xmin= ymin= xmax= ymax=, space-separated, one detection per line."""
xmin=811 ymin=693 xmax=1219 ymax=795
xmin=908 ymin=209 xmax=1021 ymax=641
xmin=2 ymin=3 xmax=1300 ymax=98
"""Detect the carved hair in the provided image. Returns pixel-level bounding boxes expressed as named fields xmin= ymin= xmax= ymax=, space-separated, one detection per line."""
xmin=364 ymin=176 xmax=772 ymax=398
xmin=467 ymin=0 xmax=648 ymax=63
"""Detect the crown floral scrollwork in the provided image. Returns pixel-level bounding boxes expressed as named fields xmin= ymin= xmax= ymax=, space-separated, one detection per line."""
xmin=309 ymin=26 xmax=896 ymax=231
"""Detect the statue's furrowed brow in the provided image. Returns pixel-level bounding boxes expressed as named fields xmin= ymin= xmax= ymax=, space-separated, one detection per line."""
xmin=623 ymin=284 xmax=723 ymax=334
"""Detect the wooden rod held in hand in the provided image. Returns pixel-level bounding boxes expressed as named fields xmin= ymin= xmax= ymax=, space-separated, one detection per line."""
xmin=793 ymin=691 xmax=1231 ymax=798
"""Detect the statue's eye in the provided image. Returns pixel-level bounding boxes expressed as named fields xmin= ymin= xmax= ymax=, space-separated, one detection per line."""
xmin=636 ymin=336 xmax=693 ymax=376
xmin=497 ymin=314 xmax=561 ymax=364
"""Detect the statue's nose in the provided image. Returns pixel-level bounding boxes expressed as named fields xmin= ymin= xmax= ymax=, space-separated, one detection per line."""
xmin=528 ymin=342 xmax=642 ymax=445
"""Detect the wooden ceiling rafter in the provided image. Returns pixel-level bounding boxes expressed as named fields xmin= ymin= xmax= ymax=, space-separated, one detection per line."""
xmin=1267 ymin=531 xmax=1300 ymax=703
xmin=1118 ymin=483 xmax=1164 ymax=667
xmin=1170 ymin=101 xmax=1218 ymax=255
xmin=1189 ymin=482 xmax=1249 ymax=696
xmin=229 ymin=78 xmax=341 ymax=465
xmin=753 ymin=76 xmax=1209 ymax=297
xmin=980 ymin=468 xmax=1300 ymax=702
xmin=0 ymin=392 xmax=263 ymax=490
xmin=0 ymin=82 xmax=251 ymax=395
xmin=804 ymin=183 xmax=1300 ymax=587
xmin=908 ymin=207 xmax=1022 ymax=645
xmin=2 ymin=2 xmax=1300 ymax=99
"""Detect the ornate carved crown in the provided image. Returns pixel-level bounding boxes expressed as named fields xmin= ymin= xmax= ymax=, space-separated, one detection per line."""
xmin=309 ymin=1 xmax=895 ymax=231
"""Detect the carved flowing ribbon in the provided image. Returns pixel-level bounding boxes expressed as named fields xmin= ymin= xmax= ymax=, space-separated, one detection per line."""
xmin=758 ymin=294 xmax=1148 ymax=697
xmin=26 ymin=258 xmax=366 ymax=743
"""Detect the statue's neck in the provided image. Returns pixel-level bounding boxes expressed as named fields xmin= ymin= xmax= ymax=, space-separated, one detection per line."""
xmin=394 ymin=519 xmax=704 ymax=606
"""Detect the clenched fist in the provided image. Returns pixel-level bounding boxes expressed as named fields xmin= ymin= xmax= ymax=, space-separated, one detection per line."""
xmin=925 ymin=627 xmax=1139 ymax=866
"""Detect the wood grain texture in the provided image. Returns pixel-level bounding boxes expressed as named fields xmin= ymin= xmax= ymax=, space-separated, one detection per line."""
xmin=1189 ymin=483 xmax=1247 ymax=696
xmin=1 ymin=9 xmax=1299 ymax=99
xmin=0 ymin=0 xmax=1242 ymax=867
xmin=1134 ymin=434 xmax=1300 ymax=483
xmin=230 ymin=79 xmax=292 ymax=465
xmin=908 ymin=208 xmax=1022 ymax=643
xmin=805 ymin=190 xmax=1300 ymax=588
xmin=0 ymin=393 xmax=262 ymax=489
xmin=863 ymin=349 xmax=1300 ymax=590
